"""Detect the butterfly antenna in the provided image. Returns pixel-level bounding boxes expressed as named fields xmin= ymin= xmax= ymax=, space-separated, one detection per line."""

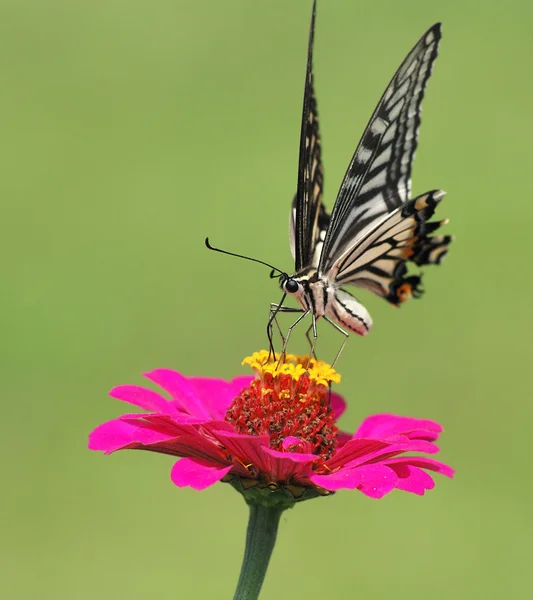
xmin=205 ymin=238 xmax=285 ymax=277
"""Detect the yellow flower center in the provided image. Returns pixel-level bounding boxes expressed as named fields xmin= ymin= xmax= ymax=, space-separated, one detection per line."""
xmin=242 ymin=350 xmax=341 ymax=387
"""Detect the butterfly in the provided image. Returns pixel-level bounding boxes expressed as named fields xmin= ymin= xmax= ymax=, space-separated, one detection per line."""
xmin=206 ymin=1 xmax=452 ymax=360
xmin=268 ymin=1 xmax=452 ymax=356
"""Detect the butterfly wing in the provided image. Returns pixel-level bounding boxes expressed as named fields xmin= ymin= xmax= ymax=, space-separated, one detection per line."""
xmin=293 ymin=0 xmax=326 ymax=271
xmin=319 ymin=23 xmax=442 ymax=274
xmin=290 ymin=196 xmax=329 ymax=268
xmin=328 ymin=190 xmax=452 ymax=304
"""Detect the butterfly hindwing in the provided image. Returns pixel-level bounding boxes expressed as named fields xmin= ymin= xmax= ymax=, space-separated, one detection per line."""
xmin=328 ymin=190 xmax=452 ymax=304
xmin=318 ymin=23 xmax=442 ymax=274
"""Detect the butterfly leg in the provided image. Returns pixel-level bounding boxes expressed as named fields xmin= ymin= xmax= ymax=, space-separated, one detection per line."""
xmin=267 ymin=303 xmax=304 ymax=361
xmin=268 ymin=304 xmax=303 ymax=341
xmin=303 ymin=315 xmax=318 ymax=367
xmin=323 ymin=315 xmax=349 ymax=368
xmin=278 ymin=310 xmax=310 ymax=365
xmin=304 ymin=322 xmax=318 ymax=360
xmin=291 ymin=316 xmax=318 ymax=396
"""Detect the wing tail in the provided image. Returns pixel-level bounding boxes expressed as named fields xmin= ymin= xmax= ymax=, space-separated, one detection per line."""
xmin=400 ymin=191 xmax=452 ymax=267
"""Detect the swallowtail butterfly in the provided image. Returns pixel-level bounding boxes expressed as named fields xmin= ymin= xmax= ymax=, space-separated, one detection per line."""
xmin=208 ymin=2 xmax=452 ymax=358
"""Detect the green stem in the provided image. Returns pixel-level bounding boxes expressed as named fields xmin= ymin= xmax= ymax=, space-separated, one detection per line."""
xmin=232 ymin=504 xmax=284 ymax=600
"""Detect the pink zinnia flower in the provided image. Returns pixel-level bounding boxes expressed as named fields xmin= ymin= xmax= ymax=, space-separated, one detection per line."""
xmin=89 ymin=351 xmax=453 ymax=501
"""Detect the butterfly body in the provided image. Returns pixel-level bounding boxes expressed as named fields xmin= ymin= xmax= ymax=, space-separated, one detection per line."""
xmin=281 ymin=267 xmax=373 ymax=336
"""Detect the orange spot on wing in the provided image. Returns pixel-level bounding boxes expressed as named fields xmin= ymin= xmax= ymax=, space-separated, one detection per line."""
xmin=400 ymin=230 xmax=417 ymax=259
xmin=414 ymin=196 xmax=429 ymax=211
xmin=397 ymin=283 xmax=413 ymax=302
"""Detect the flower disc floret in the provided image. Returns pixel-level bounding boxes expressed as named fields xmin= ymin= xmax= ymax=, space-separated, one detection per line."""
xmin=242 ymin=351 xmax=341 ymax=386
xmin=226 ymin=372 xmax=338 ymax=460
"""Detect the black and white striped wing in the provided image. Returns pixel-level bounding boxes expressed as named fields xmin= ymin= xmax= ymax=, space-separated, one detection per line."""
xmin=290 ymin=197 xmax=329 ymax=268
xmin=318 ymin=23 xmax=441 ymax=275
xmin=328 ymin=190 xmax=452 ymax=305
xmin=292 ymin=0 xmax=326 ymax=271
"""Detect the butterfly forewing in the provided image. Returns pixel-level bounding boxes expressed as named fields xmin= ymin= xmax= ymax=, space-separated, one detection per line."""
xmin=293 ymin=0 xmax=326 ymax=271
xmin=318 ymin=23 xmax=442 ymax=275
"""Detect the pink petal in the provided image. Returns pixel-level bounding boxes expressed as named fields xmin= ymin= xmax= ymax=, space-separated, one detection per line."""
xmin=144 ymin=369 xmax=211 ymax=419
xmin=109 ymin=385 xmax=172 ymax=413
xmin=88 ymin=419 xmax=177 ymax=454
xmin=229 ymin=376 xmax=255 ymax=396
xmin=355 ymin=464 xmax=398 ymax=498
xmin=311 ymin=464 xmax=398 ymax=496
xmin=340 ymin=437 xmax=441 ymax=470
xmin=330 ymin=392 xmax=347 ymax=420
xmin=147 ymin=432 xmax=229 ymax=462
xmin=201 ymin=420 xmax=236 ymax=437
xmin=386 ymin=457 xmax=454 ymax=478
xmin=261 ymin=447 xmax=318 ymax=481
xmin=120 ymin=415 xmax=200 ymax=442
xmin=327 ymin=438 xmax=392 ymax=470
xmin=262 ymin=447 xmax=316 ymax=463
xmin=388 ymin=463 xmax=435 ymax=495
xmin=310 ymin=469 xmax=362 ymax=491
xmin=282 ymin=436 xmax=313 ymax=453
xmin=171 ymin=458 xmax=232 ymax=490
xmin=282 ymin=436 xmax=302 ymax=449
xmin=336 ymin=430 xmax=352 ymax=448
xmin=119 ymin=414 xmax=199 ymax=434
xmin=186 ymin=376 xmax=253 ymax=420
xmin=403 ymin=440 xmax=440 ymax=454
xmin=354 ymin=414 xmax=442 ymax=440
xmin=211 ymin=430 xmax=271 ymax=473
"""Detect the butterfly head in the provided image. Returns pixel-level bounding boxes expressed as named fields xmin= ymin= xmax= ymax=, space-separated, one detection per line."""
xmin=279 ymin=274 xmax=302 ymax=296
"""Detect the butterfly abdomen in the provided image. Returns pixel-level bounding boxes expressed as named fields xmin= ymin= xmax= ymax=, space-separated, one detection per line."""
xmin=326 ymin=288 xmax=372 ymax=336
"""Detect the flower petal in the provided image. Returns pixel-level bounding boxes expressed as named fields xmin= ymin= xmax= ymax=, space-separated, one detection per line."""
xmin=281 ymin=436 xmax=315 ymax=454
xmin=336 ymin=430 xmax=352 ymax=448
xmin=171 ymin=458 xmax=231 ymax=490
xmin=310 ymin=469 xmax=362 ymax=491
xmin=355 ymin=464 xmax=398 ymax=498
xmin=261 ymin=447 xmax=318 ymax=481
xmin=211 ymin=430 xmax=270 ymax=473
xmin=88 ymin=419 xmax=178 ymax=454
xmin=230 ymin=376 xmax=256 ymax=396
xmin=387 ymin=463 xmax=436 ymax=495
xmin=119 ymin=414 xmax=200 ymax=433
xmin=313 ymin=464 xmax=399 ymax=497
xmin=109 ymin=385 xmax=173 ymax=413
xmin=386 ymin=457 xmax=455 ymax=478
xmin=147 ymin=432 xmax=229 ymax=462
xmin=329 ymin=392 xmax=347 ymax=420
xmin=186 ymin=376 xmax=253 ymax=420
xmin=354 ymin=414 xmax=443 ymax=440
xmin=403 ymin=440 xmax=440 ymax=454
xmin=326 ymin=438 xmax=392 ymax=470
xmin=144 ymin=369 xmax=211 ymax=419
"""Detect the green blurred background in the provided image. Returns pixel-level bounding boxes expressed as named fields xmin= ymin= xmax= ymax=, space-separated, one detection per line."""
xmin=2 ymin=0 xmax=531 ymax=597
